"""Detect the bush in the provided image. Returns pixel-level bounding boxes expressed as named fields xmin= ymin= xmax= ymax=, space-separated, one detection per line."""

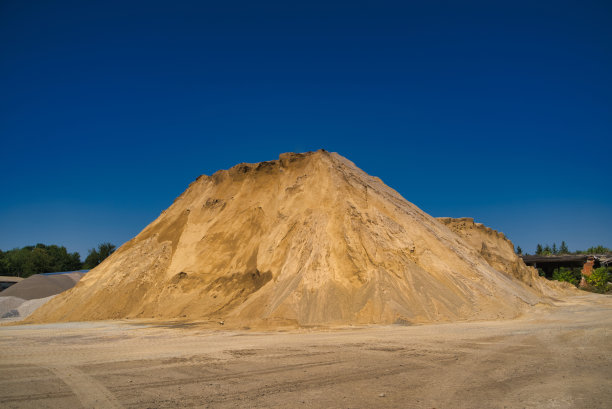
xmin=552 ymin=267 xmax=581 ymax=286
xmin=585 ymin=267 xmax=612 ymax=293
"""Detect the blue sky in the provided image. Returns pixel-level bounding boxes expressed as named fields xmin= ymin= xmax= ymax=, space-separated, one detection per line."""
xmin=1 ymin=0 xmax=610 ymax=258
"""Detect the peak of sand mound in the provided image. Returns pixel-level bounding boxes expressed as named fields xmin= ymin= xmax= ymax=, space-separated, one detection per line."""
xmin=30 ymin=150 xmax=565 ymax=327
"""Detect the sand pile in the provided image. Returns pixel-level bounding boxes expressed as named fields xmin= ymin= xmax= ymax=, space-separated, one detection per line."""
xmin=30 ymin=150 xmax=566 ymax=326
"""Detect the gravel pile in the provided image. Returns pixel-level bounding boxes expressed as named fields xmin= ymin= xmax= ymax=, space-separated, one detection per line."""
xmin=0 ymin=272 xmax=85 ymax=323
xmin=1 ymin=295 xmax=57 ymax=322
xmin=0 ymin=272 xmax=85 ymax=300
xmin=0 ymin=296 xmax=26 ymax=317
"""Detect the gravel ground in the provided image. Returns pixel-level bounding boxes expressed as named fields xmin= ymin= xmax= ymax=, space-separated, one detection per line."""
xmin=0 ymin=294 xmax=610 ymax=409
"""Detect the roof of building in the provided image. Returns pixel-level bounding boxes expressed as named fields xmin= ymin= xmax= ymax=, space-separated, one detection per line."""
xmin=521 ymin=254 xmax=612 ymax=266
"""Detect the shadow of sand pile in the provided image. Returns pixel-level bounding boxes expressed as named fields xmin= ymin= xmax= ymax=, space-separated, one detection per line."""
xmin=0 ymin=272 xmax=86 ymax=322
xmin=28 ymin=150 xmax=573 ymax=327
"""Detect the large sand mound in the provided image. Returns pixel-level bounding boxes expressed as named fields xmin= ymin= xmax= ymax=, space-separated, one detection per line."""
xmin=30 ymin=150 xmax=568 ymax=326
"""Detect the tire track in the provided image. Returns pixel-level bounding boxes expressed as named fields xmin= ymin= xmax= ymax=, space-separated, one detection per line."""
xmin=49 ymin=365 xmax=123 ymax=409
xmin=125 ymin=361 xmax=424 ymax=408
xmin=0 ymin=359 xmax=338 ymax=404
xmin=110 ymin=358 xmax=341 ymax=392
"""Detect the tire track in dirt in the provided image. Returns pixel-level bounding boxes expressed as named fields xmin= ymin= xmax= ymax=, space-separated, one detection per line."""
xmin=0 ymin=359 xmax=340 ymax=404
xmin=112 ymin=349 xmax=461 ymax=408
xmin=125 ymin=360 xmax=426 ymax=408
xmin=432 ymin=334 xmax=549 ymax=408
xmin=49 ymin=365 xmax=123 ymax=409
xmin=0 ymin=391 xmax=74 ymax=404
xmin=109 ymin=358 xmax=342 ymax=393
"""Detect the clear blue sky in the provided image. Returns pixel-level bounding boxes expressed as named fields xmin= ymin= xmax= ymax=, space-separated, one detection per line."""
xmin=1 ymin=0 xmax=610 ymax=258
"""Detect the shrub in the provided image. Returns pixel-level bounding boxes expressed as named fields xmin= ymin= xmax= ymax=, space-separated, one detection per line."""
xmin=552 ymin=267 xmax=581 ymax=286
xmin=585 ymin=267 xmax=612 ymax=293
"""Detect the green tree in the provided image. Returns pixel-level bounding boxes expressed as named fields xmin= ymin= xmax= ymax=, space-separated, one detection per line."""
xmin=67 ymin=252 xmax=82 ymax=270
xmin=6 ymin=248 xmax=31 ymax=277
xmin=536 ymin=244 xmax=543 ymax=255
xmin=0 ymin=244 xmax=83 ymax=277
xmin=543 ymin=245 xmax=552 ymax=256
xmin=560 ymin=241 xmax=569 ymax=254
xmin=516 ymin=246 xmax=523 ymax=255
xmin=24 ymin=247 xmax=53 ymax=276
xmin=0 ymin=250 xmax=7 ymax=274
xmin=44 ymin=244 xmax=82 ymax=272
xmin=585 ymin=245 xmax=610 ymax=254
xmin=83 ymin=242 xmax=116 ymax=269
xmin=83 ymin=248 xmax=99 ymax=269
xmin=552 ymin=243 xmax=558 ymax=255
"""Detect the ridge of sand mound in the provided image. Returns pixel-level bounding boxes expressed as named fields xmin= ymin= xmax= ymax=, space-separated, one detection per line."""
xmin=30 ymin=150 xmax=565 ymax=327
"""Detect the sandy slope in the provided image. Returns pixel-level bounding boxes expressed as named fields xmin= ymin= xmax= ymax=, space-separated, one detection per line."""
xmin=30 ymin=150 xmax=569 ymax=326
xmin=437 ymin=217 xmax=570 ymax=297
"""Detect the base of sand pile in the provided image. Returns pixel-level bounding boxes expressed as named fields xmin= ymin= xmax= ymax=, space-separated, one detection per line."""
xmin=0 ymin=294 xmax=610 ymax=409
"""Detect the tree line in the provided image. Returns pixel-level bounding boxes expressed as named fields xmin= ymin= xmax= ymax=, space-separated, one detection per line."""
xmin=0 ymin=243 xmax=116 ymax=278
xmin=515 ymin=242 xmax=610 ymax=256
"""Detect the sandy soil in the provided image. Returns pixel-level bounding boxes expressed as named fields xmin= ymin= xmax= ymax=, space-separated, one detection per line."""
xmin=1 ymin=294 xmax=610 ymax=409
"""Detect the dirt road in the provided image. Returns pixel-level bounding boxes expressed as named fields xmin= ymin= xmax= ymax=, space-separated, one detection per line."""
xmin=1 ymin=295 xmax=610 ymax=408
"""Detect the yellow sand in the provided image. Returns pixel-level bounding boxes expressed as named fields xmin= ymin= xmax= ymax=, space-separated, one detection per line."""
xmin=29 ymin=150 xmax=571 ymax=326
